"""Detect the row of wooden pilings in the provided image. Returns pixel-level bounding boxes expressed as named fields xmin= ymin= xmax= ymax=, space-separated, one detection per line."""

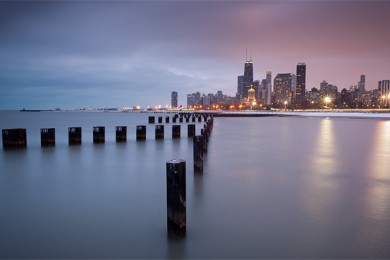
xmin=167 ymin=116 xmax=214 ymax=238
xmin=1 ymin=113 xmax=214 ymax=239
xmin=1 ymin=114 xmax=211 ymax=149
xmin=1 ymin=124 xmax=199 ymax=148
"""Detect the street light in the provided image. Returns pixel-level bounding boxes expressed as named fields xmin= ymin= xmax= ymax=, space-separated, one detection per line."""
xmin=324 ymin=96 xmax=331 ymax=108
xmin=283 ymin=100 xmax=288 ymax=110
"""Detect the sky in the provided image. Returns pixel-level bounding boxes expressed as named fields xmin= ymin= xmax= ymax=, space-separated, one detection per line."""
xmin=1 ymin=0 xmax=390 ymax=109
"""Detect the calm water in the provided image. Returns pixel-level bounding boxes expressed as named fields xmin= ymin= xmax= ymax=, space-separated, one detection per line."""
xmin=1 ymin=111 xmax=390 ymax=258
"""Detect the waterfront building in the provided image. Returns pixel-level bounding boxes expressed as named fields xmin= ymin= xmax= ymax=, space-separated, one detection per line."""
xmin=358 ymin=74 xmax=366 ymax=92
xmin=171 ymin=91 xmax=178 ymax=108
xmin=273 ymin=73 xmax=293 ymax=106
xmin=243 ymin=52 xmax=254 ymax=99
xmin=237 ymin=75 xmax=245 ymax=97
xmin=319 ymin=80 xmax=338 ymax=102
xmin=378 ymin=80 xmax=390 ymax=106
xmin=247 ymin=86 xmax=256 ymax=104
xmin=296 ymin=63 xmax=306 ymax=108
xmin=187 ymin=94 xmax=194 ymax=108
xmin=266 ymin=71 xmax=272 ymax=105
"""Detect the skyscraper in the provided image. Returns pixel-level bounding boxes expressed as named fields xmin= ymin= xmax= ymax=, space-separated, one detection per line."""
xmin=358 ymin=74 xmax=366 ymax=91
xmin=171 ymin=91 xmax=178 ymax=108
xmin=274 ymin=73 xmax=293 ymax=106
xmin=243 ymin=50 xmax=253 ymax=99
xmin=296 ymin=63 xmax=306 ymax=107
xmin=378 ymin=80 xmax=390 ymax=106
xmin=237 ymin=75 xmax=245 ymax=97
xmin=266 ymin=71 xmax=272 ymax=105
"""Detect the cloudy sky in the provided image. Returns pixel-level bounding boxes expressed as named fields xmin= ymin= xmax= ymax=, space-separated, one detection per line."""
xmin=1 ymin=0 xmax=389 ymax=109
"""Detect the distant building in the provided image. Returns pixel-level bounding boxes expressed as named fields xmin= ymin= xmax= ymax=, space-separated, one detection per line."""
xmin=171 ymin=91 xmax=178 ymax=108
xmin=266 ymin=71 xmax=272 ymax=105
xmin=358 ymin=74 xmax=366 ymax=92
xmin=378 ymin=80 xmax=390 ymax=106
xmin=296 ymin=63 xmax=306 ymax=107
xmin=319 ymin=80 xmax=338 ymax=102
xmin=243 ymin=52 xmax=254 ymax=99
xmin=187 ymin=94 xmax=195 ymax=108
xmin=237 ymin=75 xmax=245 ymax=97
xmin=274 ymin=73 xmax=293 ymax=106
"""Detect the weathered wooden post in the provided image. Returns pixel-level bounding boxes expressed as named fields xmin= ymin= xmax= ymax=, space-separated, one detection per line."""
xmin=172 ymin=125 xmax=181 ymax=139
xmin=2 ymin=129 xmax=27 ymax=149
xmin=155 ymin=125 xmax=164 ymax=140
xmin=201 ymin=128 xmax=208 ymax=153
xmin=165 ymin=116 xmax=170 ymax=123
xmin=136 ymin=125 xmax=146 ymax=141
xmin=41 ymin=128 xmax=55 ymax=147
xmin=149 ymin=116 xmax=155 ymax=124
xmin=188 ymin=124 xmax=195 ymax=138
xmin=93 ymin=126 xmax=105 ymax=144
xmin=69 ymin=127 xmax=82 ymax=145
xmin=116 ymin=126 xmax=127 ymax=142
xmin=158 ymin=116 xmax=163 ymax=123
xmin=166 ymin=159 xmax=186 ymax=238
xmin=193 ymin=136 xmax=203 ymax=173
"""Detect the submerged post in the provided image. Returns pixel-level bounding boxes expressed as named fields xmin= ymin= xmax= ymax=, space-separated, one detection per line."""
xmin=136 ymin=125 xmax=146 ymax=141
xmin=149 ymin=116 xmax=155 ymax=124
xmin=2 ymin=128 xmax=27 ymax=149
xmin=172 ymin=125 xmax=181 ymax=139
xmin=188 ymin=124 xmax=195 ymax=138
xmin=166 ymin=159 xmax=186 ymax=238
xmin=155 ymin=125 xmax=164 ymax=140
xmin=116 ymin=126 xmax=127 ymax=142
xmin=93 ymin=126 xmax=105 ymax=144
xmin=69 ymin=127 xmax=82 ymax=145
xmin=41 ymin=128 xmax=55 ymax=147
xmin=193 ymin=136 xmax=203 ymax=173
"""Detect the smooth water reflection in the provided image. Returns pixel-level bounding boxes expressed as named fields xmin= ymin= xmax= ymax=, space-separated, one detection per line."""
xmin=0 ymin=112 xmax=390 ymax=258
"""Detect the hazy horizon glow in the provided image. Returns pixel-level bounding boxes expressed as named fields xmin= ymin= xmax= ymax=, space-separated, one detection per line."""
xmin=1 ymin=1 xmax=389 ymax=109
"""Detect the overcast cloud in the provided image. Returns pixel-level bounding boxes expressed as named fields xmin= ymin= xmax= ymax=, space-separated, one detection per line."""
xmin=0 ymin=1 xmax=389 ymax=109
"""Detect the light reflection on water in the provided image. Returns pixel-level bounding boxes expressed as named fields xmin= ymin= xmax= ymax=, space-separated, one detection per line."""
xmin=0 ymin=112 xmax=390 ymax=258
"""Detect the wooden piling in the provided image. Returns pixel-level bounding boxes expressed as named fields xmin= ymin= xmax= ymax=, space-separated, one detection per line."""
xmin=136 ymin=125 xmax=146 ymax=141
xmin=155 ymin=125 xmax=164 ymax=140
xmin=166 ymin=159 xmax=186 ymax=238
xmin=193 ymin=136 xmax=203 ymax=173
xmin=172 ymin=125 xmax=181 ymax=139
xmin=188 ymin=124 xmax=195 ymax=138
xmin=93 ymin=126 xmax=105 ymax=144
xmin=2 ymin=128 xmax=27 ymax=149
xmin=116 ymin=126 xmax=127 ymax=142
xmin=68 ymin=127 xmax=82 ymax=145
xmin=41 ymin=128 xmax=55 ymax=147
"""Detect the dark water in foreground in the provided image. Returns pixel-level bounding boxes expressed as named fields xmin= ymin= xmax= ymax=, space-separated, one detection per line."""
xmin=1 ymin=111 xmax=390 ymax=258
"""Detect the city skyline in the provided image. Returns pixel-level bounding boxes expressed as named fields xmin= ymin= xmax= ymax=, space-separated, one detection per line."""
xmin=1 ymin=1 xmax=390 ymax=109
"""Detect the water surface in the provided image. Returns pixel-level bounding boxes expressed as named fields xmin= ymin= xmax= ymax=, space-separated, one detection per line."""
xmin=1 ymin=111 xmax=389 ymax=258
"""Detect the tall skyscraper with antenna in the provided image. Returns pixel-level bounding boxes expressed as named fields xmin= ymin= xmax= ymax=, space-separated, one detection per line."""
xmin=243 ymin=49 xmax=254 ymax=99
